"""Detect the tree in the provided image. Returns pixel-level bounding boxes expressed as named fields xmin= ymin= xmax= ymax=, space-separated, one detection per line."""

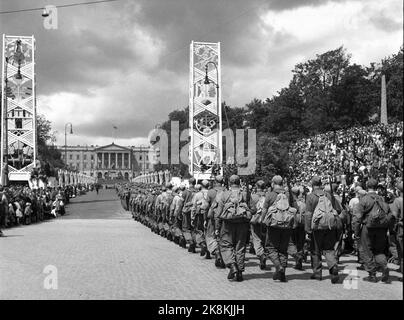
xmin=37 ymin=115 xmax=64 ymax=174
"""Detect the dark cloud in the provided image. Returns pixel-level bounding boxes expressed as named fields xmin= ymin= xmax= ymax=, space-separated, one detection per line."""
xmin=369 ymin=13 xmax=402 ymax=32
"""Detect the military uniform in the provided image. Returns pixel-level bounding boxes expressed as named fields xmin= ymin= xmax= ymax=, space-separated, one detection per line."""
xmin=353 ymin=179 xmax=392 ymax=283
xmin=216 ymin=175 xmax=250 ymax=282
xmin=206 ymin=179 xmax=226 ymax=266
xmin=192 ymin=181 xmax=210 ymax=256
xmin=261 ymin=176 xmax=294 ymax=282
xmin=249 ymin=181 xmax=268 ymax=270
xmin=181 ymin=179 xmax=197 ymax=252
xmin=305 ymin=177 xmax=340 ymax=283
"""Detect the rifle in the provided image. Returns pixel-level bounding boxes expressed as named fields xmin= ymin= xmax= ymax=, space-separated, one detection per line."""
xmin=286 ymin=168 xmax=295 ymax=208
xmin=246 ymin=175 xmax=251 ymax=207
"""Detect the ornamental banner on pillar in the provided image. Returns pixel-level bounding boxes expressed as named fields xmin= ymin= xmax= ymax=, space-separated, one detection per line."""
xmin=189 ymin=41 xmax=222 ymax=180
xmin=1 ymin=35 xmax=37 ymax=182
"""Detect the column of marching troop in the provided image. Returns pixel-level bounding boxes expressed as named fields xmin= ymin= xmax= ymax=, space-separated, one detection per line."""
xmin=118 ymin=175 xmax=402 ymax=284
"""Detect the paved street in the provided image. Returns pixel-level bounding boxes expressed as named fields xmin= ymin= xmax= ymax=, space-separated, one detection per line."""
xmin=0 ymin=189 xmax=402 ymax=300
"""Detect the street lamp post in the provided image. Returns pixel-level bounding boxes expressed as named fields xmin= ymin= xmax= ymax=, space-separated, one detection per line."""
xmin=64 ymin=123 xmax=73 ymax=169
xmin=204 ymin=61 xmax=222 ymax=177
xmin=1 ymin=57 xmax=10 ymax=185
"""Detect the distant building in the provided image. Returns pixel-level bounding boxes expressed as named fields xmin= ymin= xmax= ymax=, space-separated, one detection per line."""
xmin=57 ymin=143 xmax=156 ymax=180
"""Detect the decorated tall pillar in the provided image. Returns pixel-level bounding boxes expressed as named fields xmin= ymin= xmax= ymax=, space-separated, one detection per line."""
xmin=189 ymin=41 xmax=222 ymax=180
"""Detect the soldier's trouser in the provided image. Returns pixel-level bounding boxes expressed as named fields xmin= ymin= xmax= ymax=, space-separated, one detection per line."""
xmin=250 ymin=223 xmax=266 ymax=257
xmin=220 ymin=221 xmax=249 ymax=272
xmin=206 ymin=218 xmax=218 ymax=254
xmin=194 ymin=214 xmax=206 ymax=248
xmin=182 ymin=212 xmax=196 ymax=245
xmin=174 ymin=216 xmax=184 ymax=239
xmin=359 ymin=226 xmax=388 ymax=274
xmin=287 ymin=226 xmax=305 ymax=262
xmin=388 ymin=231 xmax=399 ymax=261
xmin=265 ymin=227 xmax=292 ymax=269
xmin=0 ymin=209 xmax=6 ymax=228
xmin=311 ymin=229 xmax=338 ymax=275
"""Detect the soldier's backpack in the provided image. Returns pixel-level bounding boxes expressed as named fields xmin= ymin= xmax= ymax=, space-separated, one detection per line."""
xmin=262 ymin=192 xmax=296 ymax=229
xmin=250 ymin=194 xmax=266 ymax=224
xmin=196 ymin=191 xmax=210 ymax=217
xmin=182 ymin=190 xmax=195 ymax=214
xmin=207 ymin=190 xmax=224 ymax=219
xmin=365 ymin=194 xmax=390 ymax=228
xmin=311 ymin=192 xmax=338 ymax=230
xmin=295 ymin=199 xmax=306 ymax=227
xmin=161 ymin=192 xmax=174 ymax=218
xmin=218 ymin=190 xmax=251 ymax=221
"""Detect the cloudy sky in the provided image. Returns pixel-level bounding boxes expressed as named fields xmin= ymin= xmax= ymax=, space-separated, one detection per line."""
xmin=0 ymin=0 xmax=402 ymax=147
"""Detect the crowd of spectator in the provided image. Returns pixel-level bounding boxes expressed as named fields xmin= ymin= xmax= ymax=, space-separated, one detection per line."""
xmin=0 ymin=183 xmax=93 ymax=236
xmin=289 ymin=122 xmax=403 ymax=194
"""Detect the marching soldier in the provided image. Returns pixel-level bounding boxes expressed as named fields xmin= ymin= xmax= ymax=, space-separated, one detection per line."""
xmin=261 ymin=175 xmax=296 ymax=282
xmin=353 ymin=178 xmax=392 ymax=283
xmin=192 ymin=180 xmax=210 ymax=257
xmin=216 ymin=175 xmax=251 ymax=282
xmin=287 ymin=186 xmax=306 ymax=270
xmin=182 ymin=178 xmax=198 ymax=253
xmin=206 ymin=176 xmax=226 ymax=267
xmin=170 ymin=185 xmax=185 ymax=246
xmin=305 ymin=176 xmax=341 ymax=284
xmin=249 ymin=180 xmax=270 ymax=270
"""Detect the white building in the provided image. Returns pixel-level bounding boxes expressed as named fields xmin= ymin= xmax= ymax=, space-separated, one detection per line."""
xmin=57 ymin=143 xmax=155 ymax=180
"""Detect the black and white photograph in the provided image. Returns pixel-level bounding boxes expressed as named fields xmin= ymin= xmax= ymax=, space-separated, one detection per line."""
xmin=0 ymin=0 xmax=402 ymax=311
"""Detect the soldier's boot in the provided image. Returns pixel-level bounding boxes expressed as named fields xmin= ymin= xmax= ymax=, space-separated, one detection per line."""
xmin=273 ymin=266 xmax=280 ymax=281
xmin=381 ymin=269 xmax=390 ymax=283
xmin=279 ymin=268 xmax=287 ymax=283
xmin=179 ymin=237 xmax=187 ymax=248
xmin=159 ymin=229 xmax=165 ymax=237
xmin=227 ymin=264 xmax=238 ymax=280
xmin=363 ymin=273 xmax=378 ymax=283
xmin=330 ymin=266 xmax=339 ymax=284
xmin=259 ymin=255 xmax=266 ymax=270
xmin=236 ymin=271 xmax=243 ymax=282
xmin=294 ymin=258 xmax=303 ymax=271
xmin=188 ymin=243 xmax=196 ymax=253
xmin=215 ymin=255 xmax=225 ymax=269
xmin=200 ymin=246 xmax=207 ymax=257
xmin=173 ymin=236 xmax=179 ymax=244
xmin=205 ymin=251 xmax=211 ymax=260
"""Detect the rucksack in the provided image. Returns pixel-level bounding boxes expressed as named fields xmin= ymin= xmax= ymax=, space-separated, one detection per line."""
xmin=218 ymin=190 xmax=251 ymax=221
xmin=311 ymin=192 xmax=338 ymax=230
xmin=295 ymin=199 xmax=306 ymax=226
xmin=207 ymin=190 xmax=224 ymax=219
xmin=250 ymin=194 xmax=266 ymax=225
xmin=196 ymin=191 xmax=210 ymax=216
xmin=161 ymin=192 xmax=174 ymax=217
xmin=366 ymin=194 xmax=389 ymax=228
xmin=262 ymin=193 xmax=296 ymax=229
xmin=182 ymin=190 xmax=195 ymax=214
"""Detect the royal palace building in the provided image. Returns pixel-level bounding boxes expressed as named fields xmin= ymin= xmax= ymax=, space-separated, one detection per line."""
xmin=57 ymin=143 xmax=155 ymax=180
